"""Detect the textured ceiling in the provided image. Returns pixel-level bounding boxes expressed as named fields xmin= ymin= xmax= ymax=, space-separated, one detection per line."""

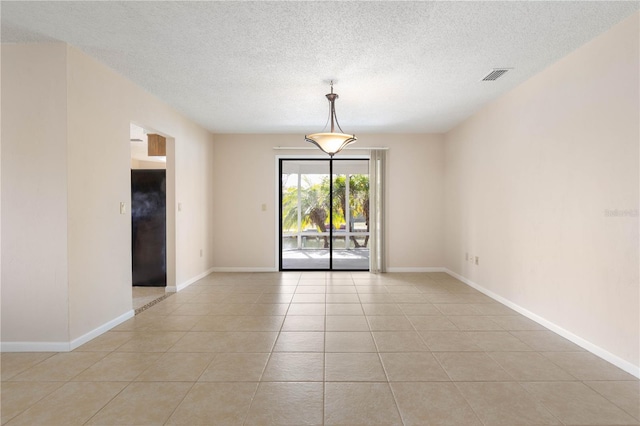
xmin=2 ymin=1 xmax=638 ymax=134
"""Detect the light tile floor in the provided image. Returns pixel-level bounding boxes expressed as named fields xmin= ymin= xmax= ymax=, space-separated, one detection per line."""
xmin=2 ymin=272 xmax=639 ymax=425
xmin=132 ymin=286 xmax=168 ymax=312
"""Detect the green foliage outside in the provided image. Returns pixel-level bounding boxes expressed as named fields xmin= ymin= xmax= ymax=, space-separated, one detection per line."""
xmin=282 ymin=174 xmax=370 ymax=248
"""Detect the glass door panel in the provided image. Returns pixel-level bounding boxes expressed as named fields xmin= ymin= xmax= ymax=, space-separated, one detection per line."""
xmin=280 ymin=160 xmax=330 ymax=270
xmin=332 ymin=160 xmax=370 ymax=270
xmin=280 ymin=158 xmax=369 ymax=271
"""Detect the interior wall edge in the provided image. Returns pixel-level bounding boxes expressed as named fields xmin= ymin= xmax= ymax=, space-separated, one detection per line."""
xmin=445 ymin=268 xmax=640 ymax=379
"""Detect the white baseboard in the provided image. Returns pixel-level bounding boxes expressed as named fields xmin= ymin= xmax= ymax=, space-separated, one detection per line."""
xmin=1 ymin=309 xmax=135 ymax=353
xmin=69 ymin=309 xmax=134 ymax=351
xmin=386 ymin=267 xmax=447 ymax=273
xmin=210 ymin=267 xmax=278 ymax=273
xmin=165 ymin=267 xmax=216 ymax=292
xmin=1 ymin=341 xmax=71 ymax=352
xmin=444 ymin=268 xmax=640 ymax=379
xmin=166 ymin=267 xmax=278 ymax=292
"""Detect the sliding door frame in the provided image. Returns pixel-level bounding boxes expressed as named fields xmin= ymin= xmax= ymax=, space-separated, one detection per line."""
xmin=276 ymin=155 xmax=370 ymax=272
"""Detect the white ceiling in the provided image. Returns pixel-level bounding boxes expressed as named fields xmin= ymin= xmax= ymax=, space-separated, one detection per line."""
xmin=2 ymin=1 xmax=638 ymax=134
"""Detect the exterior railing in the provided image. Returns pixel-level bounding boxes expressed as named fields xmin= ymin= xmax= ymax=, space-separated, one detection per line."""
xmin=282 ymin=230 xmax=369 ymax=250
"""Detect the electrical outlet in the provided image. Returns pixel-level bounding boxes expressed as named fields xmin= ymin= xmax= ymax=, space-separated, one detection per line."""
xmin=475 ymin=256 xmax=479 ymax=265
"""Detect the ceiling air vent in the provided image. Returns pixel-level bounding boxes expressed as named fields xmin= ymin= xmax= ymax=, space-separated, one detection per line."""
xmin=482 ymin=68 xmax=511 ymax=81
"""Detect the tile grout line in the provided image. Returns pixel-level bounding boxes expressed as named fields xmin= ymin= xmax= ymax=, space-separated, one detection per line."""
xmin=322 ymin=274 xmax=327 ymax=426
xmin=583 ymin=380 xmax=640 ymax=421
xmin=80 ymin=379 xmax=134 ymax=425
xmin=0 ymin=380 xmax=66 ymax=424
xmin=160 ymin=380 xmax=199 ymax=425
xmin=450 ymin=380 xmax=501 ymax=426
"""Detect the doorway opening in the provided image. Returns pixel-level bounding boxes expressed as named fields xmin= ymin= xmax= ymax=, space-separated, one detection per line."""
xmin=279 ymin=158 xmax=370 ymax=271
xmin=130 ymin=123 xmax=168 ymax=311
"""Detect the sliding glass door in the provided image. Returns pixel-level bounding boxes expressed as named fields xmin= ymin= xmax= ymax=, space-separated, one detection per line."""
xmin=280 ymin=158 xmax=369 ymax=271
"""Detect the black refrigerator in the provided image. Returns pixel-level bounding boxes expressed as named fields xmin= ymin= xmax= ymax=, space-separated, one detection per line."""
xmin=131 ymin=169 xmax=166 ymax=287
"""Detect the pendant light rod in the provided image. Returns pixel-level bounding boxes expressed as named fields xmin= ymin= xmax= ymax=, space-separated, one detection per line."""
xmin=327 ymin=81 xmax=337 ymax=133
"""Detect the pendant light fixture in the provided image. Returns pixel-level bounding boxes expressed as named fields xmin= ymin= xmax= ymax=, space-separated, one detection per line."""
xmin=305 ymin=81 xmax=357 ymax=157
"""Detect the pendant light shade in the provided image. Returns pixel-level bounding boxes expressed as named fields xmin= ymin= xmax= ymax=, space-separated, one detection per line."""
xmin=305 ymin=132 xmax=357 ymax=157
xmin=305 ymin=82 xmax=356 ymax=156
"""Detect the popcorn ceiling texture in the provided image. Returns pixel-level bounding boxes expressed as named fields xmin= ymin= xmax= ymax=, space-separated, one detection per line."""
xmin=2 ymin=1 xmax=637 ymax=133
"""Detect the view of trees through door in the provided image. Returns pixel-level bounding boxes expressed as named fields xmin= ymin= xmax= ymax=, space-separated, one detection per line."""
xmin=280 ymin=159 xmax=369 ymax=270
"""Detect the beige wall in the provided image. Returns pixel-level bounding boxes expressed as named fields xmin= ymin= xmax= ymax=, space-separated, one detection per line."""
xmin=444 ymin=13 xmax=639 ymax=369
xmin=381 ymin=134 xmax=444 ymax=269
xmin=1 ymin=44 xmax=70 ymax=344
xmin=66 ymin=46 xmax=215 ymax=340
xmin=211 ymin=133 xmax=444 ymax=270
xmin=2 ymin=44 xmax=215 ymax=346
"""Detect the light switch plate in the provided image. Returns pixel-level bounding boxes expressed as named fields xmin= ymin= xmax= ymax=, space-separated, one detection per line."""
xmin=120 ymin=202 xmax=126 ymax=215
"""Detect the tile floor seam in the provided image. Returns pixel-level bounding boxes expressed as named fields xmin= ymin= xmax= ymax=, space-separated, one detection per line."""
xmin=490 ymin=350 xmax=519 ymax=382
xmin=431 ymin=350 xmax=457 ymax=385
xmin=537 ymin=350 xmax=594 ymax=380
xmin=444 ymin=381 xmax=486 ymax=425
xmin=2 ymin=353 xmax=57 ymax=381
xmin=0 ymin=381 xmax=66 ymax=425
xmin=488 ymin=350 xmax=580 ymax=382
xmin=415 ymin=320 xmax=437 ymax=352
xmin=516 ymin=379 xmax=590 ymax=426
xmin=58 ymin=352 xmax=111 ymax=383
xmin=375 ymin=349 xmax=391 ymax=384
xmin=583 ymin=380 xmax=640 ymax=422
xmin=322 ymin=282 xmax=327 ymax=426
xmin=239 ymin=381 xmax=261 ymax=426
xmin=196 ymin=352 xmax=220 ymax=383
xmin=78 ymin=380 xmax=133 ymax=426
xmin=159 ymin=380 xmax=199 ymax=425
xmin=322 ymin=277 xmax=328 ymax=425
xmin=385 ymin=380 xmax=412 ymax=426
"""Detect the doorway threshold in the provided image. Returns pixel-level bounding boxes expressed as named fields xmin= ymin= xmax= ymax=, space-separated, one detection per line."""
xmin=133 ymin=287 xmax=173 ymax=315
